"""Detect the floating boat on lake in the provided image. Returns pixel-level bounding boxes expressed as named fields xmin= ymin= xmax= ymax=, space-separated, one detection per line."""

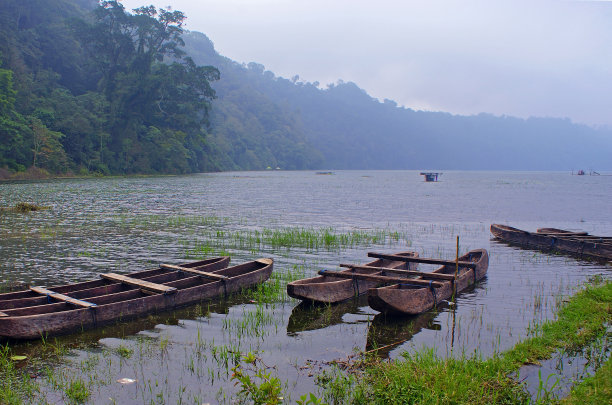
xmin=0 ymin=257 xmax=274 ymax=340
xmin=490 ymin=224 xmax=612 ymax=261
xmin=420 ymin=172 xmax=442 ymax=182
xmin=286 ymin=252 xmax=419 ymax=304
xmin=367 ymin=249 xmax=489 ymax=315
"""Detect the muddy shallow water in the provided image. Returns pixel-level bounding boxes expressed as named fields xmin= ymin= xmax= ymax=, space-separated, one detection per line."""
xmin=1 ymin=170 xmax=610 ymax=403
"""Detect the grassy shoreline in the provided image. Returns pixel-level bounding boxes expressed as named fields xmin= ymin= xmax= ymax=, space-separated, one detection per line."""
xmin=315 ymin=278 xmax=611 ymax=404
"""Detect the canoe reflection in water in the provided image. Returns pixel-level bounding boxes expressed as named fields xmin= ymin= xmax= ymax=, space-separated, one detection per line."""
xmin=286 ymin=297 xmax=366 ymax=335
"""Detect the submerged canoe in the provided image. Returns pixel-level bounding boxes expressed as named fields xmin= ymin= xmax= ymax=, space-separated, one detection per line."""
xmin=286 ymin=252 xmax=418 ymax=304
xmin=491 ymin=224 xmax=612 ymax=261
xmin=367 ymin=249 xmax=488 ymax=315
xmin=0 ymin=257 xmax=273 ymax=340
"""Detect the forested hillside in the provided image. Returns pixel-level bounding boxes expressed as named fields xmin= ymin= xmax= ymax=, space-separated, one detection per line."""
xmin=184 ymin=32 xmax=612 ymax=171
xmin=1 ymin=0 xmax=611 ymax=177
xmin=0 ymin=0 xmax=223 ymax=176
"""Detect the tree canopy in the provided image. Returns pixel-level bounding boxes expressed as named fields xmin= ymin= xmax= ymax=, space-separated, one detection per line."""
xmin=0 ymin=0 xmax=220 ymax=175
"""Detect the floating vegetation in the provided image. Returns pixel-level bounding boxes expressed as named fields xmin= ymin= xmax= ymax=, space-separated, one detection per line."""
xmin=0 ymin=202 xmax=50 ymax=213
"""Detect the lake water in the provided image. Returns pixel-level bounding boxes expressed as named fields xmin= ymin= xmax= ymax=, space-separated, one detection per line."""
xmin=0 ymin=170 xmax=610 ymax=403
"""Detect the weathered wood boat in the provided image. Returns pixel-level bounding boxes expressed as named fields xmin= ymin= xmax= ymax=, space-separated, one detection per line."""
xmin=536 ymin=227 xmax=612 ymax=243
xmin=491 ymin=224 xmax=612 ymax=261
xmin=0 ymin=257 xmax=274 ymax=340
xmin=367 ymin=249 xmax=489 ymax=315
xmin=286 ymin=252 xmax=419 ymax=304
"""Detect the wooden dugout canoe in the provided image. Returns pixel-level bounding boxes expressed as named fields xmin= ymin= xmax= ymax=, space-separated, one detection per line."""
xmin=0 ymin=257 xmax=274 ymax=340
xmin=491 ymin=224 xmax=612 ymax=261
xmin=536 ymin=227 xmax=612 ymax=243
xmin=367 ymin=249 xmax=488 ymax=315
xmin=286 ymin=252 xmax=419 ymax=304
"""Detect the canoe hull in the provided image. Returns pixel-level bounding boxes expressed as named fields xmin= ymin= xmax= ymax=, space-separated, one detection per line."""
xmin=490 ymin=224 xmax=612 ymax=261
xmin=0 ymin=257 xmax=230 ymax=304
xmin=368 ymin=249 xmax=488 ymax=315
xmin=0 ymin=258 xmax=272 ymax=340
xmin=286 ymin=252 xmax=418 ymax=304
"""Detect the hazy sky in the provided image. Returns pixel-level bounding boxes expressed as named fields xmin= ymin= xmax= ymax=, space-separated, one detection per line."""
xmin=121 ymin=0 xmax=612 ymax=127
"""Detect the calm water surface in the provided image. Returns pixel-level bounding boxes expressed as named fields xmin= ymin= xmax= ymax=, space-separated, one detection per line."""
xmin=0 ymin=170 xmax=610 ymax=403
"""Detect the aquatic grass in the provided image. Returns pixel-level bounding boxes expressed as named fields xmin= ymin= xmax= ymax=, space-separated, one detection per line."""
xmin=315 ymin=279 xmax=611 ymax=404
xmin=239 ymin=263 xmax=308 ymax=304
xmin=231 ymin=352 xmax=284 ymax=405
xmin=64 ymin=378 xmax=90 ymax=404
xmin=561 ymin=357 xmax=612 ymax=404
xmin=222 ymin=304 xmax=278 ymax=342
xmin=504 ymin=279 xmax=611 ymax=366
xmin=0 ymin=345 xmax=39 ymax=404
xmin=182 ymin=226 xmax=412 ymax=256
xmin=116 ymin=345 xmax=133 ymax=358
xmin=355 ymin=350 xmax=528 ymax=404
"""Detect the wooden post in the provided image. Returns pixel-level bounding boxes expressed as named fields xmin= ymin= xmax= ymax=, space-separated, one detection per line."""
xmin=453 ymin=236 xmax=459 ymax=301
xmin=455 ymin=236 xmax=459 ymax=279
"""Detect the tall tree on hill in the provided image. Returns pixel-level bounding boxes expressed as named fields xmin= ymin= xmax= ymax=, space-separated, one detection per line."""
xmin=82 ymin=1 xmax=219 ymax=173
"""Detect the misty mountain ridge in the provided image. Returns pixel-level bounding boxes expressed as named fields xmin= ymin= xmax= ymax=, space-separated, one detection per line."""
xmin=184 ymin=30 xmax=612 ymax=171
xmin=0 ymin=0 xmax=609 ymax=175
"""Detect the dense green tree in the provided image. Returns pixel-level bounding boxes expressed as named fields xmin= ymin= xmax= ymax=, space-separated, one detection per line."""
xmin=30 ymin=117 xmax=68 ymax=172
xmin=0 ymin=65 xmax=16 ymax=116
xmin=80 ymin=1 xmax=219 ymax=173
xmin=0 ymin=63 xmax=30 ymax=171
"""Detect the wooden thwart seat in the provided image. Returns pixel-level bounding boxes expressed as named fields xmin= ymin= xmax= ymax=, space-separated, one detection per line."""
xmin=318 ymin=270 xmax=444 ymax=288
xmin=160 ymin=264 xmax=228 ymax=281
xmin=339 ymin=264 xmax=456 ymax=281
xmin=368 ymin=252 xmax=477 ymax=268
xmin=100 ymin=273 xmax=177 ymax=294
xmin=30 ymin=286 xmax=97 ymax=308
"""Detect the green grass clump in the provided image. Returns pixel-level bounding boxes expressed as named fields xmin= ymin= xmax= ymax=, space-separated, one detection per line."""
xmin=504 ymin=279 xmax=611 ymax=367
xmin=239 ymin=264 xmax=307 ymax=304
xmin=116 ymin=345 xmax=133 ymax=358
xmin=0 ymin=345 xmax=38 ymax=404
xmin=561 ymin=357 xmax=612 ymax=404
xmin=64 ymin=378 xmax=90 ymax=403
xmin=183 ymin=226 xmax=409 ymax=256
xmin=320 ymin=351 xmax=528 ymax=404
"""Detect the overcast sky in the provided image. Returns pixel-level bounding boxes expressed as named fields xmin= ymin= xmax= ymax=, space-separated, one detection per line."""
xmin=121 ymin=0 xmax=612 ymax=127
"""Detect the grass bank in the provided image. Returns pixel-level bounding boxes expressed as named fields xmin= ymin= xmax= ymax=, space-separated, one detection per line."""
xmin=316 ymin=278 xmax=611 ymax=404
